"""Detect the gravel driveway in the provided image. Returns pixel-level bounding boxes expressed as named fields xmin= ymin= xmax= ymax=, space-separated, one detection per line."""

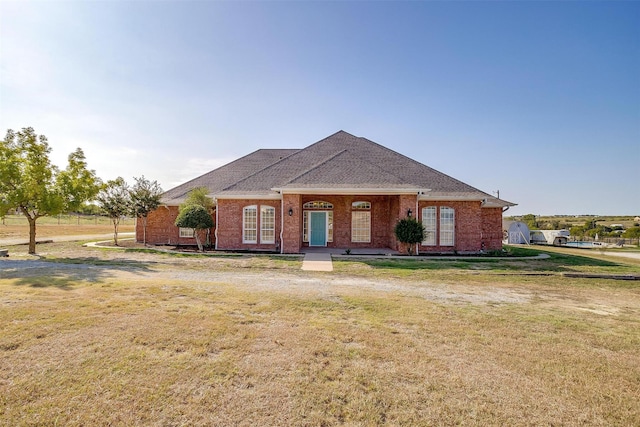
xmin=0 ymin=253 xmax=531 ymax=306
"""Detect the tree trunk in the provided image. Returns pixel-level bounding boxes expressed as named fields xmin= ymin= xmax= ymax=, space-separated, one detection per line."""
xmin=194 ymin=229 xmax=203 ymax=252
xmin=406 ymin=243 xmax=413 ymax=256
xmin=142 ymin=216 xmax=147 ymax=245
xmin=112 ymin=217 xmax=120 ymax=246
xmin=26 ymin=215 xmax=37 ymax=254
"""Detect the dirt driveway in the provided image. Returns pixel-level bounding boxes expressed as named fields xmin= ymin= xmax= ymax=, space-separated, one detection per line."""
xmin=0 ymin=255 xmax=533 ymax=307
xmin=4 ymin=240 xmax=640 ymax=317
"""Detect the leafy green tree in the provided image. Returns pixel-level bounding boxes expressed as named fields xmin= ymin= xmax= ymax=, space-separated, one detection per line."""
xmin=586 ymin=225 xmax=612 ymax=238
xmin=0 ymin=127 xmax=100 ymax=254
xmin=97 ymin=177 xmax=131 ymax=246
xmin=623 ymin=227 xmax=640 ymax=238
xmin=180 ymin=187 xmax=215 ymax=246
xmin=394 ymin=217 xmax=425 ymax=255
xmin=180 ymin=187 xmax=214 ymax=211
xmin=130 ymin=176 xmax=163 ymax=245
xmin=570 ymin=226 xmax=586 ymax=239
xmin=175 ymin=204 xmax=214 ymax=252
xmin=522 ymin=214 xmax=539 ymax=230
xmin=57 ymin=148 xmax=101 ymax=213
xmin=622 ymin=227 xmax=640 ymax=246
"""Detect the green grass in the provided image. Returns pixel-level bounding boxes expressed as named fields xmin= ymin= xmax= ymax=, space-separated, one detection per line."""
xmin=333 ymin=245 xmax=640 ymax=282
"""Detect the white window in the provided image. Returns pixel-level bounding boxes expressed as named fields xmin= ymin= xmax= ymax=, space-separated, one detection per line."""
xmin=351 ymin=211 xmax=371 ymax=243
xmin=351 ymin=201 xmax=371 ymax=243
xmin=440 ymin=207 xmax=455 ymax=246
xmin=260 ymin=206 xmax=275 ymax=244
xmin=243 ymin=205 xmax=257 ymax=243
xmin=179 ymin=227 xmax=194 ymax=238
xmin=303 ymin=201 xmax=333 ymax=209
xmin=421 ymin=207 xmax=436 ymax=246
xmin=303 ymin=211 xmax=309 ymax=243
xmin=352 ymin=201 xmax=371 ymax=210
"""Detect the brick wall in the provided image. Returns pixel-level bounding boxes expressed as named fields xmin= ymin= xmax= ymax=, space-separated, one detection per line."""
xmin=140 ymin=196 xmax=505 ymax=254
xmin=282 ymin=194 xmax=301 ymax=253
xmin=300 ymin=194 xmax=404 ymax=250
xmin=216 ymin=199 xmax=282 ymax=251
xmin=417 ymin=201 xmax=482 ymax=253
xmin=395 ymin=194 xmax=418 ymax=253
xmin=481 ymin=207 xmax=504 ymax=251
xmin=416 ymin=201 xmax=504 ymax=253
xmin=136 ymin=206 xmax=215 ymax=247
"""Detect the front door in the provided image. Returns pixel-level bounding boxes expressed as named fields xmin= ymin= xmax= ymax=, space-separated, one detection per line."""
xmin=309 ymin=211 xmax=327 ymax=246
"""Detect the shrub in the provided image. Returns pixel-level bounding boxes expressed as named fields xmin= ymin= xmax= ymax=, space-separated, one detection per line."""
xmin=394 ymin=218 xmax=425 ymax=255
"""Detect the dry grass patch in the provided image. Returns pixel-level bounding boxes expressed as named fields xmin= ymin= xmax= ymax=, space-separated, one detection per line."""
xmin=0 ymin=223 xmax=134 ymax=240
xmin=1 ymin=260 xmax=639 ymax=426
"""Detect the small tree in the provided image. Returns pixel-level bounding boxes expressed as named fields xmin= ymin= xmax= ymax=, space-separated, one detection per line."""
xmin=175 ymin=204 xmax=214 ymax=252
xmin=522 ymin=214 xmax=539 ymax=230
xmin=181 ymin=187 xmax=214 ymax=211
xmin=130 ymin=176 xmax=163 ymax=245
xmin=622 ymin=227 xmax=640 ymax=246
xmin=57 ymin=148 xmax=102 ymax=213
xmin=394 ymin=217 xmax=425 ymax=255
xmin=180 ymin=187 xmax=215 ymax=247
xmin=97 ymin=177 xmax=130 ymax=246
xmin=0 ymin=128 xmax=100 ymax=254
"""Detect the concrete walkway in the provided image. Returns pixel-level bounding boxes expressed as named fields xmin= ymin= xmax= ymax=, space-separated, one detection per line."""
xmin=301 ymin=252 xmax=333 ymax=271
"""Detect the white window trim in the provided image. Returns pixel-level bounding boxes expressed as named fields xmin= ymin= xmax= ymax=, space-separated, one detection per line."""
xmin=440 ymin=206 xmax=455 ymax=246
xmin=243 ymin=205 xmax=257 ymax=244
xmin=421 ymin=206 xmax=437 ymax=246
xmin=303 ymin=201 xmax=333 ymax=209
xmin=179 ymin=227 xmax=194 ymax=238
xmin=260 ymin=205 xmax=276 ymax=244
xmin=303 ymin=210 xmax=333 ymax=243
xmin=351 ymin=210 xmax=371 ymax=243
xmin=352 ymin=201 xmax=371 ymax=210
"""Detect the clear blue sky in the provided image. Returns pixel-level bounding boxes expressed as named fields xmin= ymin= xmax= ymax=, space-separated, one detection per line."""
xmin=1 ymin=1 xmax=638 ymax=216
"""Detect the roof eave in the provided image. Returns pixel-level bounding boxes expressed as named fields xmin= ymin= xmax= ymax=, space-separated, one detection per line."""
xmin=273 ymin=187 xmax=431 ymax=195
xmin=419 ymin=193 xmax=517 ymax=208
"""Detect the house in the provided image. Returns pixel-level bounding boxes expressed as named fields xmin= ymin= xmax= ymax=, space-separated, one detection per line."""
xmin=138 ymin=131 xmax=516 ymax=254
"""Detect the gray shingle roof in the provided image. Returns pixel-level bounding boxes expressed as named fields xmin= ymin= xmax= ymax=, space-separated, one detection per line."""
xmin=161 ymin=148 xmax=299 ymax=205
xmin=162 ymin=131 xmax=515 ymax=207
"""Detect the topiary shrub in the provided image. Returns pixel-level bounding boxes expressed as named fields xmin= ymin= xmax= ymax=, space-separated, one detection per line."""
xmin=394 ymin=217 xmax=425 ymax=255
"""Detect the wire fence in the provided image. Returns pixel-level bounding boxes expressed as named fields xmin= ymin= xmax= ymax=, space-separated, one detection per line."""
xmin=570 ymin=235 xmax=640 ymax=247
xmin=1 ymin=214 xmax=136 ymax=227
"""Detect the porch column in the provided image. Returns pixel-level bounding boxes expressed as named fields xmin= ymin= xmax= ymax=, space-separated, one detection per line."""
xmin=282 ymin=193 xmax=302 ymax=253
xmin=393 ymin=194 xmax=418 ymax=252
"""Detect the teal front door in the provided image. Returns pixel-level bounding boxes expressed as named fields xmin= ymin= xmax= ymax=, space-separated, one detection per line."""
xmin=309 ymin=211 xmax=327 ymax=246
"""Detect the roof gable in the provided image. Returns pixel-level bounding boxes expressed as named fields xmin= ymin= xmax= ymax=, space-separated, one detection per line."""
xmin=281 ymin=149 xmax=411 ymax=189
xmin=162 ymin=130 xmax=514 ymax=206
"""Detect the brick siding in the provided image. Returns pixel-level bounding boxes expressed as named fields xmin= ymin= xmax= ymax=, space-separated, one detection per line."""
xmin=417 ymin=201 xmax=502 ymax=253
xmin=135 ymin=206 xmax=215 ymax=247
xmin=142 ymin=195 xmax=504 ymax=254
xmin=216 ymin=199 xmax=282 ymax=252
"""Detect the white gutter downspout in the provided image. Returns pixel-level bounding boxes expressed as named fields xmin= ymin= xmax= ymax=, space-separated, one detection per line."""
xmin=416 ymin=192 xmax=420 ymax=255
xmin=280 ymin=194 xmax=284 ymax=254
xmin=214 ymin=199 xmax=219 ymax=250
